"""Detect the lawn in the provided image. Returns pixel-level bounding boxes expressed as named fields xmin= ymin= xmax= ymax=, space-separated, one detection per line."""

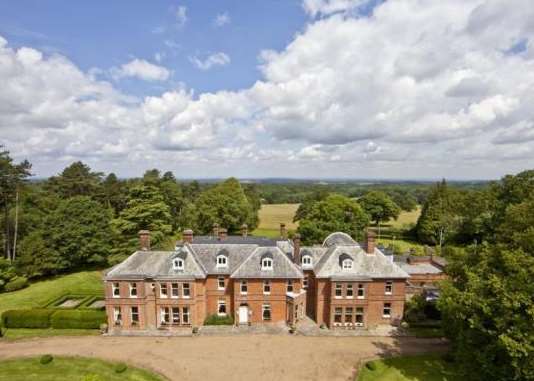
xmin=357 ymin=355 xmax=459 ymax=381
xmin=0 ymin=356 xmax=165 ymax=381
xmin=0 ymin=271 xmax=103 ymax=317
xmin=385 ymin=207 xmax=421 ymax=229
xmin=1 ymin=328 xmax=101 ymax=340
xmin=253 ymin=203 xmax=300 ymax=238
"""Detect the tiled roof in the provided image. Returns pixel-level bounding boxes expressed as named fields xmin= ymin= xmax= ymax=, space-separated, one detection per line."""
xmin=299 ymin=246 xmax=329 ymax=269
xmin=399 ymin=262 xmax=443 ymax=275
xmin=230 ymin=247 xmax=304 ymax=279
xmin=188 ymin=235 xmax=277 ymax=246
xmin=104 ymin=249 xmax=206 ymax=280
xmin=314 ymin=245 xmax=409 ymax=280
xmin=189 ymin=243 xmax=258 ymax=274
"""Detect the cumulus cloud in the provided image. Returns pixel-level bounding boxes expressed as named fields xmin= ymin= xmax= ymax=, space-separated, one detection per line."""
xmin=214 ymin=12 xmax=231 ymax=27
xmin=2 ymin=0 xmax=534 ymax=179
xmin=175 ymin=6 xmax=187 ymax=27
xmin=189 ymin=52 xmax=230 ymax=70
xmin=113 ymin=59 xmax=171 ymax=81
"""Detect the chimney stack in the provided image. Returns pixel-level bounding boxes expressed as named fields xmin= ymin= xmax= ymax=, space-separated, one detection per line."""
xmin=366 ymin=230 xmax=376 ymax=254
xmin=218 ymin=228 xmax=228 ymax=241
xmin=280 ymin=223 xmax=287 ymax=240
xmin=241 ymin=224 xmax=248 ymax=237
xmin=293 ymin=233 xmax=301 ymax=264
xmin=183 ymin=229 xmax=193 ymax=244
xmin=212 ymin=223 xmax=219 ymax=237
xmin=139 ymin=230 xmax=150 ymax=251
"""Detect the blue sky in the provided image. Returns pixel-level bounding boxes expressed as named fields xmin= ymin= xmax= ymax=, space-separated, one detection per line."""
xmin=0 ymin=0 xmax=306 ymax=97
xmin=1 ymin=0 xmax=533 ymax=179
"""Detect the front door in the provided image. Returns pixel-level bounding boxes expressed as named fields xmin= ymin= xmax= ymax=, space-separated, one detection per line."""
xmin=239 ymin=305 xmax=248 ymax=324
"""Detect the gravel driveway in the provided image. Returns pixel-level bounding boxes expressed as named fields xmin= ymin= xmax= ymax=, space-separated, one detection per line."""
xmin=0 ymin=335 xmax=448 ymax=381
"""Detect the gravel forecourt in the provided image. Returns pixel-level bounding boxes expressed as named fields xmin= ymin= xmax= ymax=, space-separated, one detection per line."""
xmin=0 ymin=335 xmax=448 ymax=381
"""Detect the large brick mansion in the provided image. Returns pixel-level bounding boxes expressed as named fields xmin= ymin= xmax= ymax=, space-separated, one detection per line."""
xmin=104 ymin=226 xmax=427 ymax=333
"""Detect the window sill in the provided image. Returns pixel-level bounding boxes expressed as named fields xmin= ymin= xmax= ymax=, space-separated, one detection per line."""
xmin=385 ymin=292 xmax=392 ymax=296
xmin=334 ymin=296 xmax=342 ymax=299
xmin=357 ymin=296 xmax=365 ymax=300
xmin=130 ymin=296 xmax=138 ymax=298
xmin=346 ymin=296 xmax=354 ymax=299
xmin=382 ymin=315 xmax=391 ymax=319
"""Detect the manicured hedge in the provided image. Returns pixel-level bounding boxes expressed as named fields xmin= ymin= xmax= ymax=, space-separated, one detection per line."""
xmin=50 ymin=309 xmax=106 ymax=329
xmin=2 ymin=309 xmax=54 ymax=328
xmin=4 ymin=276 xmax=28 ymax=292
xmin=204 ymin=314 xmax=234 ymax=325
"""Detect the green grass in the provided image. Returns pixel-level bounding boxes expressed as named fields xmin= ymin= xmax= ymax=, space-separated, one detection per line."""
xmin=385 ymin=207 xmax=421 ymax=229
xmin=0 ymin=356 xmax=165 ymax=381
xmin=253 ymin=203 xmax=300 ymax=238
xmin=357 ymin=355 xmax=459 ymax=381
xmin=376 ymin=238 xmax=425 ymax=253
xmin=0 ymin=271 xmax=103 ymax=318
xmin=1 ymin=328 xmax=100 ymax=340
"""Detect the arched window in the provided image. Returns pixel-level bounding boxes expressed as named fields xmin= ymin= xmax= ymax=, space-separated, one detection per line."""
xmin=173 ymin=258 xmax=184 ymax=270
xmin=301 ymin=255 xmax=312 ymax=267
xmin=342 ymin=258 xmax=353 ymax=271
xmin=216 ymin=254 xmax=228 ymax=268
xmin=261 ymin=257 xmax=273 ymax=270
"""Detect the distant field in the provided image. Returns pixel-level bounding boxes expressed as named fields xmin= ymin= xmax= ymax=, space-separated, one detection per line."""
xmin=384 ymin=206 xmax=421 ymax=229
xmin=253 ymin=203 xmax=299 ymax=238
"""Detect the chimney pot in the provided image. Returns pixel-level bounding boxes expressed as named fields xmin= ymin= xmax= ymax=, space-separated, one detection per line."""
xmin=293 ymin=233 xmax=301 ymax=264
xmin=218 ymin=228 xmax=228 ymax=241
xmin=366 ymin=230 xmax=376 ymax=254
xmin=183 ymin=229 xmax=194 ymax=244
xmin=241 ymin=224 xmax=248 ymax=237
xmin=280 ymin=223 xmax=287 ymax=240
xmin=139 ymin=230 xmax=150 ymax=251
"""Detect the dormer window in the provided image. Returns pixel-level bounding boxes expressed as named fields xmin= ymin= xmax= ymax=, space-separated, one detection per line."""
xmin=216 ymin=254 xmax=228 ymax=268
xmin=301 ymin=255 xmax=312 ymax=267
xmin=342 ymin=258 xmax=353 ymax=270
xmin=173 ymin=258 xmax=184 ymax=270
xmin=261 ymin=257 xmax=273 ymax=270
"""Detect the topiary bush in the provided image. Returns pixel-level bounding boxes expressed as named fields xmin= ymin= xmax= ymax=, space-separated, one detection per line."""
xmin=366 ymin=361 xmax=377 ymax=371
xmin=114 ymin=362 xmax=128 ymax=373
xmin=5 ymin=276 xmax=29 ymax=292
xmin=40 ymin=354 xmax=53 ymax=364
xmin=2 ymin=309 xmax=54 ymax=328
xmin=203 ymin=314 xmax=234 ymax=325
xmin=50 ymin=309 xmax=106 ymax=329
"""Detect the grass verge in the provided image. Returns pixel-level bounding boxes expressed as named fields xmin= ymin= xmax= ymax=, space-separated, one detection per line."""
xmin=1 ymin=328 xmax=100 ymax=340
xmin=0 ymin=356 xmax=165 ymax=381
xmin=357 ymin=355 xmax=458 ymax=381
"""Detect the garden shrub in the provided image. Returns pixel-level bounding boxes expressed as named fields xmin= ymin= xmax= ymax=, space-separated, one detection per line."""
xmin=366 ymin=361 xmax=377 ymax=371
xmin=50 ymin=309 xmax=106 ymax=329
xmin=2 ymin=309 xmax=54 ymax=328
xmin=5 ymin=276 xmax=28 ymax=292
xmin=114 ymin=362 xmax=128 ymax=373
xmin=40 ymin=354 xmax=53 ymax=364
xmin=203 ymin=314 xmax=234 ymax=325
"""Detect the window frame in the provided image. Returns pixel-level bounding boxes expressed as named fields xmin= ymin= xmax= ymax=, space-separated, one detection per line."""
xmin=172 ymin=307 xmax=180 ymax=324
xmin=112 ymin=282 xmax=120 ymax=298
xmin=385 ymin=281 xmax=393 ymax=295
xmin=261 ymin=257 xmax=273 ymax=270
xmin=355 ymin=307 xmax=364 ymax=326
xmin=131 ymin=306 xmax=139 ymax=325
xmin=287 ymin=280 xmax=293 ymax=293
xmin=303 ymin=275 xmax=308 ymax=289
xmin=160 ymin=307 xmax=170 ymax=325
xmin=334 ymin=307 xmax=342 ymax=324
xmin=217 ymin=300 xmax=227 ymax=316
xmin=383 ymin=302 xmax=392 ymax=318
xmin=262 ymin=304 xmax=271 ymax=321
xmin=217 ymin=276 xmax=225 ymax=291
xmin=301 ymin=255 xmax=312 ymax=267
xmin=113 ymin=306 xmax=122 ymax=326
xmin=129 ymin=282 xmax=137 ymax=298
xmin=173 ymin=258 xmax=184 ymax=270
xmin=240 ymin=280 xmax=248 ymax=295
xmin=216 ymin=255 xmax=228 ymax=268
xmin=342 ymin=258 xmax=353 ymax=270
xmin=182 ymin=306 xmax=190 ymax=324
xmin=182 ymin=283 xmax=191 ymax=298
xmin=160 ymin=283 xmax=168 ymax=298
xmin=346 ymin=284 xmax=354 ymax=299
xmin=335 ymin=283 xmax=343 ymax=298
xmin=344 ymin=307 xmax=353 ymax=325
xmin=171 ymin=283 xmax=179 ymax=298
xmin=263 ymin=280 xmax=271 ymax=295
xmin=357 ymin=283 xmax=365 ymax=299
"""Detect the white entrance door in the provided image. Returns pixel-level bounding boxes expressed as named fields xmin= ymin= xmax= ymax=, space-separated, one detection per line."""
xmin=239 ymin=306 xmax=248 ymax=324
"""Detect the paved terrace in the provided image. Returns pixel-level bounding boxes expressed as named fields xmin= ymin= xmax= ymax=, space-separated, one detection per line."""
xmin=0 ymin=335 xmax=448 ymax=381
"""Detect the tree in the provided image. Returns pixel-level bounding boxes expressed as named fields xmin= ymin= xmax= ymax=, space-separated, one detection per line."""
xmin=46 ymin=196 xmax=113 ymax=267
xmin=99 ymin=173 xmax=127 ymax=214
xmin=16 ymin=231 xmax=65 ymax=278
xmin=438 ymin=245 xmax=534 ymax=380
xmin=496 ymin=197 xmax=534 ymax=253
xmin=0 ymin=146 xmax=31 ymax=260
xmin=296 ymin=194 xmax=369 ymax=244
xmin=416 ymin=180 xmax=459 ymax=250
xmin=193 ymin=178 xmax=257 ymax=234
xmin=46 ymin=161 xmax=103 ymax=198
xmin=111 ymin=185 xmax=172 ymax=262
xmin=359 ymin=191 xmax=401 ymax=238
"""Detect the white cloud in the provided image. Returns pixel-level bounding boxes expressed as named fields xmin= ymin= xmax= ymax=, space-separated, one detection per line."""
xmin=176 ymin=6 xmax=187 ymax=27
xmin=214 ymin=12 xmax=231 ymax=27
xmin=189 ymin=52 xmax=230 ymax=70
xmin=3 ymin=0 xmax=534 ymax=179
xmin=302 ymin=0 xmax=368 ymax=17
xmin=114 ymin=59 xmax=171 ymax=81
